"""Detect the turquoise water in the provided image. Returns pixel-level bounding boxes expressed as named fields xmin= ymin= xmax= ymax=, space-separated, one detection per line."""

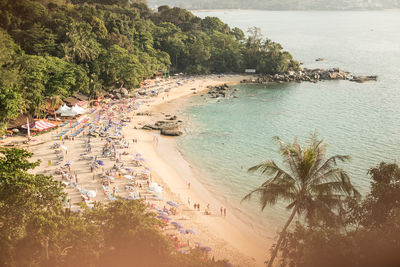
xmin=178 ymin=11 xmax=400 ymax=230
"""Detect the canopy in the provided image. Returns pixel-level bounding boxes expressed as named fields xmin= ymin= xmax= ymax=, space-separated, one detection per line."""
xmin=167 ymin=201 xmax=179 ymax=207
xmin=71 ymin=104 xmax=86 ymax=115
xmin=22 ymin=120 xmax=56 ymax=131
xmin=56 ymin=104 xmax=70 ymax=114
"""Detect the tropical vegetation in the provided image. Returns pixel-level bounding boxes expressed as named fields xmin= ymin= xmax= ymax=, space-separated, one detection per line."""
xmin=243 ymin=134 xmax=360 ymax=267
xmin=275 ymin=161 xmax=400 ymax=267
xmin=0 ymin=147 xmax=228 ymax=267
xmin=0 ymin=0 xmax=299 ymax=134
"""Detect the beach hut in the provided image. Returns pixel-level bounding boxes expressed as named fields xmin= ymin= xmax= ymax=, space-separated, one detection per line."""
xmin=7 ymin=113 xmax=33 ymax=130
xmin=63 ymin=97 xmax=80 ymax=107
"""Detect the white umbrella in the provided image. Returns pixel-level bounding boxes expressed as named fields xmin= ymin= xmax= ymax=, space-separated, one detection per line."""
xmin=153 ymin=186 xmax=163 ymax=193
xmin=61 ymin=145 xmax=68 ymax=150
xmin=72 ymin=105 xmax=86 ymax=115
xmin=56 ymin=104 xmax=71 ymax=114
xmin=124 ymin=175 xmax=133 ymax=179
xmin=87 ymin=189 xmax=97 ymax=198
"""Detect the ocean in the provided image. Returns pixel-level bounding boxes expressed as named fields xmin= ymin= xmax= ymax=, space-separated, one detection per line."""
xmin=177 ymin=10 xmax=400 ymax=232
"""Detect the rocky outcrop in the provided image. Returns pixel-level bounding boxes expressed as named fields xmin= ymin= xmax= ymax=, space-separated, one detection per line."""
xmin=160 ymin=128 xmax=183 ymax=136
xmin=241 ymin=68 xmax=377 ymax=84
xmin=207 ymin=83 xmax=238 ymax=99
xmin=349 ymin=75 xmax=378 ymax=83
xmin=112 ymin=87 xmax=129 ymax=99
xmin=142 ymin=119 xmax=183 ymax=136
xmin=136 ymin=112 xmax=152 ymax=116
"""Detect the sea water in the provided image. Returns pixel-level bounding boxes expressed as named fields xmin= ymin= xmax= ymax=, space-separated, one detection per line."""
xmin=178 ymin=10 xmax=400 ymax=232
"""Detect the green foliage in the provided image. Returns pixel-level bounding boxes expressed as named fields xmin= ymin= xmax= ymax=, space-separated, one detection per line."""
xmin=243 ymin=27 xmax=299 ymax=74
xmin=278 ymin=162 xmax=400 ymax=267
xmin=243 ymin=133 xmax=359 ymax=267
xmin=0 ymin=148 xmax=65 ymax=265
xmin=0 ymin=148 xmax=227 ymax=266
xmin=0 ymin=29 xmax=23 ymax=129
xmin=0 ymin=0 xmax=298 ymax=133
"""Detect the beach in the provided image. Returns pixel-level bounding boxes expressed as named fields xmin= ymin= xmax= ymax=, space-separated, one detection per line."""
xmin=12 ymin=75 xmax=269 ymax=266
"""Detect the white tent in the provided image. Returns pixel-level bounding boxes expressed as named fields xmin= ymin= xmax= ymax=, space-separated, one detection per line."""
xmin=71 ymin=105 xmax=86 ymax=115
xmin=60 ymin=109 xmax=78 ymax=117
xmin=56 ymin=104 xmax=71 ymax=114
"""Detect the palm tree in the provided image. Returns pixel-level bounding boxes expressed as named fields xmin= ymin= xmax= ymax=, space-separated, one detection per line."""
xmin=242 ymin=134 xmax=359 ymax=267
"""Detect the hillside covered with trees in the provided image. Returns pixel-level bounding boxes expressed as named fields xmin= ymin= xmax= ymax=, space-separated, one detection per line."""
xmin=0 ymin=0 xmax=298 ymax=134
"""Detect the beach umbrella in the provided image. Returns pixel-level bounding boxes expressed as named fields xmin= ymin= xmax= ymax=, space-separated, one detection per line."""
xmin=167 ymin=201 xmax=179 ymax=207
xmin=136 ymin=158 xmax=146 ymax=161
xmin=178 ymin=229 xmax=186 ymax=234
xmin=96 ymin=160 xmax=104 ymax=166
xmin=124 ymin=175 xmax=133 ymax=179
xmin=106 ymin=137 xmax=112 ymax=142
xmin=61 ymin=145 xmax=68 ymax=150
xmin=158 ymin=211 xmax=168 ymax=216
xmin=185 ymin=229 xmax=196 ymax=234
xmin=171 ymin=222 xmax=183 ymax=229
xmin=105 ymin=176 xmax=115 ymax=180
xmin=153 ymin=187 xmax=163 ymax=193
xmin=200 ymin=246 xmax=212 ymax=252
xmin=157 ymin=215 xmax=171 ymax=221
xmin=87 ymin=190 xmax=97 ymax=198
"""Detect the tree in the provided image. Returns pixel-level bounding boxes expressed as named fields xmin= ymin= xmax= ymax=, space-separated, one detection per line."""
xmin=0 ymin=148 xmax=65 ymax=266
xmin=97 ymin=44 xmax=145 ymax=89
xmin=279 ymin=162 xmax=400 ymax=267
xmin=242 ymin=134 xmax=359 ymax=267
xmin=0 ymin=29 xmax=23 ymax=131
xmin=62 ymin=22 xmax=101 ymax=64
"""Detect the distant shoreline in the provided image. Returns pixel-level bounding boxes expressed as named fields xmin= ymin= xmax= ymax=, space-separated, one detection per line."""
xmin=192 ymin=8 xmax=400 ymax=12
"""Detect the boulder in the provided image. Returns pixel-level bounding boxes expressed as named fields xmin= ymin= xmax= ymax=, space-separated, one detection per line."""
xmin=160 ymin=129 xmax=183 ymax=136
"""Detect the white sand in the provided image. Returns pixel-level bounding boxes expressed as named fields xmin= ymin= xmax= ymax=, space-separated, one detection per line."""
xmin=10 ymin=75 xmax=271 ymax=266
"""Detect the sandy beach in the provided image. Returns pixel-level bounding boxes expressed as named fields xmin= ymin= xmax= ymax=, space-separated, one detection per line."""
xmin=8 ymin=75 xmax=270 ymax=266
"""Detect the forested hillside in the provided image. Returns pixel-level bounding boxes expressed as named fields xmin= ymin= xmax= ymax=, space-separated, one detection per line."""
xmin=0 ymin=0 xmax=298 ymax=133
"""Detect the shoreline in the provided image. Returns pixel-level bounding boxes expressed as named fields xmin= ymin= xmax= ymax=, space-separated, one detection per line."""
xmin=129 ymin=75 xmax=270 ymax=265
xmin=13 ymin=74 xmax=269 ymax=266
xmin=192 ymin=8 xmax=399 ymax=12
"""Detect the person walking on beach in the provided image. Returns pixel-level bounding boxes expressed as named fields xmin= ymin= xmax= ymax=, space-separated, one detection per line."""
xmin=198 ymin=203 xmax=200 ymax=211
xmin=187 ymin=182 xmax=191 ymax=189
xmin=220 ymin=207 xmax=223 ymax=216
xmin=188 ymin=197 xmax=190 ymax=206
xmin=193 ymin=203 xmax=196 ymax=210
xmin=224 ymin=208 xmax=226 ymax=217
